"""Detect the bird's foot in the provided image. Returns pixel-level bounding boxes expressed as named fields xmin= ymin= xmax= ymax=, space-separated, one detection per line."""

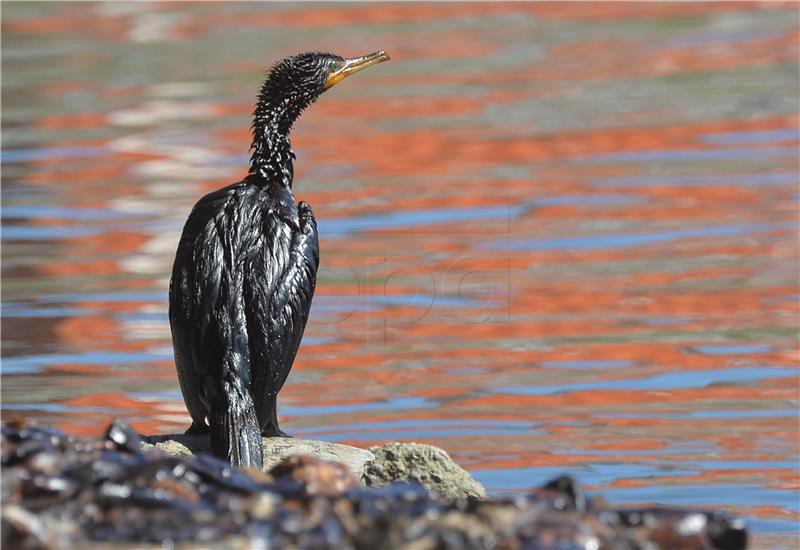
xmin=261 ymin=426 xmax=291 ymax=438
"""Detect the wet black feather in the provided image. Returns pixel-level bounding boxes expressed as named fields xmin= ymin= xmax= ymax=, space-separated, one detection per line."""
xmin=169 ymin=52 xmax=337 ymax=468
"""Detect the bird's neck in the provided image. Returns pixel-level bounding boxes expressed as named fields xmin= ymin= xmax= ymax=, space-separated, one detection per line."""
xmin=249 ymin=100 xmax=299 ymax=188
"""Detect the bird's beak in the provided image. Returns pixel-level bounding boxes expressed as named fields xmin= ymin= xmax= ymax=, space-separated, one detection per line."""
xmin=324 ymin=51 xmax=390 ymax=90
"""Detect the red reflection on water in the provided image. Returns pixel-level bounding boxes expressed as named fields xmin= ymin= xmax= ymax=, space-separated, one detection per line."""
xmin=2 ymin=1 xmax=799 ymax=542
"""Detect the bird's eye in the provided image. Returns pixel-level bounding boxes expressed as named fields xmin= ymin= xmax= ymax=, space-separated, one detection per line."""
xmin=329 ymin=60 xmax=344 ymax=72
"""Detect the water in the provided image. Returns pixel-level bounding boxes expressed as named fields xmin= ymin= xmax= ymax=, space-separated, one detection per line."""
xmin=2 ymin=3 xmax=798 ymax=547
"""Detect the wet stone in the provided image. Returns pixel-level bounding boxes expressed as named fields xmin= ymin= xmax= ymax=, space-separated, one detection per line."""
xmin=141 ymin=433 xmax=375 ymax=479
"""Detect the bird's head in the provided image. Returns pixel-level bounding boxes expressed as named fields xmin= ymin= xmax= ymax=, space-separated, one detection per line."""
xmin=251 ymin=50 xmax=389 ymax=180
xmin=258 ymin=51 xmax=390 ymax=124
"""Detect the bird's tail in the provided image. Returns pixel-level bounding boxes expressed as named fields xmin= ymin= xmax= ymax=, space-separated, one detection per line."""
xmin=209 ymin=378 xmax=263 ymax=470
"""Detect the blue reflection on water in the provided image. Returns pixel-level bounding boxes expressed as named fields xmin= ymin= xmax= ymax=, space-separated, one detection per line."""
xmin=489 ymin=222 xmax=792 ymax=251
xmin=539 ymin=359 xmax=634 ymax=370
xmin=300 ymin=419 xmax=537 ymax=432
xmin=556 ymin=446 xmax=714 ymax=457
xmin=46 ymin=291 xmax=166 ymax=303
xmin=320 ymin=194 xmax=640 ymax=237
xmin=683 ymin=460 xmax=799 ymax=470
xmin=296 ymin=418 xmax=539 ymax=438
xmin=125 ymin=390 xmax=182 ymax=401
xmin=691 ymin=344 xmax=774 ymax=355
xmin=476 ymin=463 xmax=695 ymax=491
xmin=496 ymin=366 xmax=793 ymax=395
xmin=660 ymin=28 xmax=790 ymax=47
xmin=701 ymin=128 xmax=800 ymax=145
xmin=1 ymin=146 xmax=108 ymax=163
xmin=2 ymin=302 xmax=99 ymax=318
xmin=2 ymin=226 xmax=104 ymax=240
xmin=592 ymin=172 xmax=796 ymax=188
xmin=282 ymin=397 xmax=433 ymax=416
xmin=594 ymin=408 xmax=799 ymax=420
xmin=2 ymin=205 xmax=129 ymax=220
xmin=2 ymin=351 xmax=173 ymax=375
xmin=2 ymin=402 xmax=115 ymax=414
xmin=579 ymin=146 xmax=798 ymax=163
xmin=309 ymin=292 xmax=486 ymax=322
xmin=745 ymin=518 xmax=800 ymax=536
xmin=306 ymin=427 xmax=543 ymax=441
xmin=321 ymin=205 xmax=518 ymax=236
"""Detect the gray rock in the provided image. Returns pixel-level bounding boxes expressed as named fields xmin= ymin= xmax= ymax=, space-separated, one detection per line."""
xmin=141 ymin=434 xmax=375 ymax=479
xmin=364 ymin=442 xmax=486 ymax=500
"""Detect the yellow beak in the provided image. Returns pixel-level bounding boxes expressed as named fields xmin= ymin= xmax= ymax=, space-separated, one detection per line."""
xmin=323 ymin=51 xmax=390 ymax=90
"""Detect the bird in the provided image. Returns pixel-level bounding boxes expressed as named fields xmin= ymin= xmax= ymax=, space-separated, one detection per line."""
xmin=169 ymin=51 xmax=390 ymax=469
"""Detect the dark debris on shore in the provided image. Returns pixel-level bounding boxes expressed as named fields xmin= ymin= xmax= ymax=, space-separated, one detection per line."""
xmin=2 ymin=419 xmax=747 ymax=549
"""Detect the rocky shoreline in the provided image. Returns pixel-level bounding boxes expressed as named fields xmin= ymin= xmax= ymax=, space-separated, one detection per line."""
xmin=142 ymin=433 xmax=486 ymax=500
xmin=3 ymin=419 xmax=748 ymax=549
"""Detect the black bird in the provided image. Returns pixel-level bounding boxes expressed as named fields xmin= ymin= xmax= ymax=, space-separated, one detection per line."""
xmin=169 ymin=51 xmax=390 ymax=469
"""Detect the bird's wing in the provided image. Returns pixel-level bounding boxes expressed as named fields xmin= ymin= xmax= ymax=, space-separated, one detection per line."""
xmin=169 ymin=182 xmax=252 ymax=430
xmin=245 ymin=199 xmax=319 ymax=431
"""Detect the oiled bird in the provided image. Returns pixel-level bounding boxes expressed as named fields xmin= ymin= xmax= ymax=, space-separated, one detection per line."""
xmin=169 ymin=51 xmax=390 ymax=468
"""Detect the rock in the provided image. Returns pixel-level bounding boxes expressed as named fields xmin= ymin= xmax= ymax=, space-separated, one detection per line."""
xmin=3 ymin=420 xmax=749 ymax=550
xmin=364 ymin=441 xmax=487 ymax=500
xmin=140 ymin=434 xmax=375 ymax=479
xmin=139 ymin=436 xmax=486 ymax=501
xmin=270 ymin=454 xmax=361 ymax=496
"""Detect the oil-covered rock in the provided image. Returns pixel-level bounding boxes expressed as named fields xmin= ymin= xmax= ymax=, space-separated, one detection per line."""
xmin=1 ymin=419 xmax=747 ymax=549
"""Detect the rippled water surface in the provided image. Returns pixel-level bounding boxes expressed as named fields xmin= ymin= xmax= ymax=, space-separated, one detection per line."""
xmin=2 ymin=3 xmax=798 ymax=547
